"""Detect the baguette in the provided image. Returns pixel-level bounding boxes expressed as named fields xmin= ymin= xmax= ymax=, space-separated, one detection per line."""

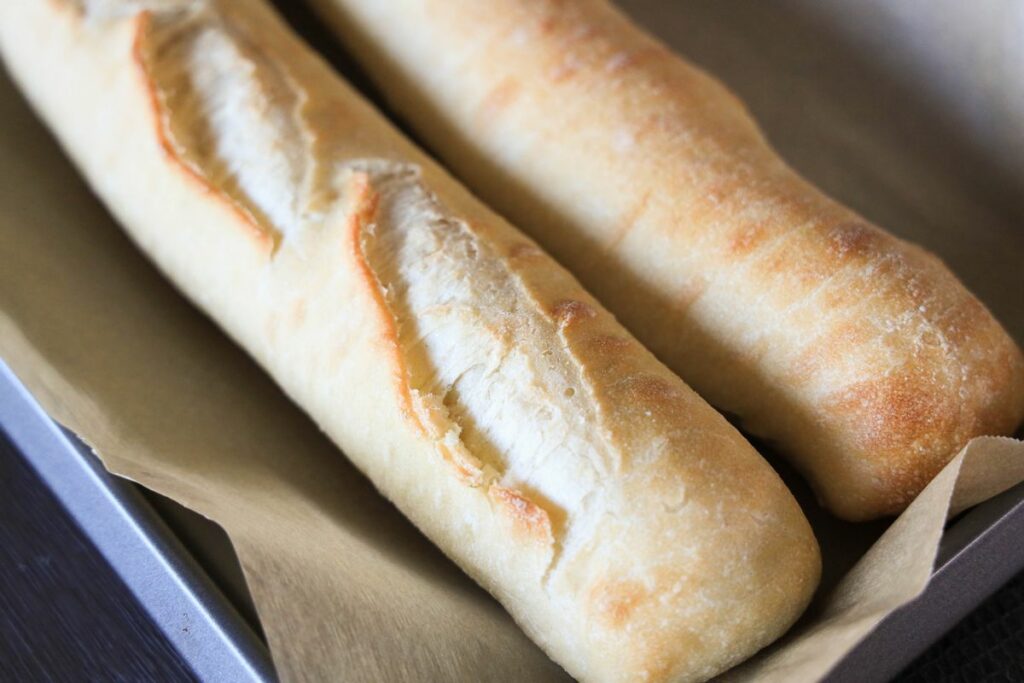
xmin=0 ymin=1 xmax=820 ymax=681
xmin=308 ymin=0 xmax=1024 ymax=520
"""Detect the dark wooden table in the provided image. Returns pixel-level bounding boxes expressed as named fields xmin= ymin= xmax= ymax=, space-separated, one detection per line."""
xmin=1 ymin=425 xmax=1022 ymax=682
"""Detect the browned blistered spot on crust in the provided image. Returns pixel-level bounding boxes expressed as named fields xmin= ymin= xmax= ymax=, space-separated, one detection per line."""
xmin=789 ymin=321 xmax=867 ymax=382
xmin=727 ymin=222 xmax=768 ymax=257
xmin=478 ymin=77 xmax=521 ymax=121
xmin=551 ymin=299 xmax=597 ymax=330
xmin=824 ymin=371 xmax=958 ymax=513
xmin=620 ymin=375 xmax=683 ymax=405
xmin=488 ymin=485 xmax=553 ymax=543
xmin=507 ymin=241 xmax=544 ymax=261
xmin=826 ymin=221 xmax=878 ymax=260
xmin=346 ymin=173 xmax=420 ymax=432
xmin=130 ymin=12 xmax=277 ymax=255
xmin=828 ymin=372 xmax=949 ymax=453
xmin=587 ymin=579 xmax=647 ymax=629
xmin=588 ymin=334 xmax=633 ymax=354
xmin=818 ymin=282 xmax=1023 ymax=516
xmin=605 ymin=46 xmax=667 ymax=73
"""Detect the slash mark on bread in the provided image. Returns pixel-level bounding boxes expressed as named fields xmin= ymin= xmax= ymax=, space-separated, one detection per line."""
xmin=133 ymin=2 xmax=333 ymax=255
xmin=132 ymin=11 xmax=278 ymax=254
xmin=488 ymin=485 xmax=555 ymax=545
xmin=346 ymin=172 xmax=448 ymax=454
xmin=346 ymin=168 xmax=488 ymax=486
xmin=345 ymin=162 xmax=618 ymax=551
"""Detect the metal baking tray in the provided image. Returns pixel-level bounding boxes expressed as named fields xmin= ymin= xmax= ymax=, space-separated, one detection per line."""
xmin=3 ymin=357 xmax=1024 ymax=682
xmin=0 ymin=361 xmax=277 ymax=683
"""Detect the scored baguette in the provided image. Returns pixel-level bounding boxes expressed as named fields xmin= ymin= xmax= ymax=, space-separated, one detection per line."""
xmin=309 ymin=0 xmax=1024 ymax=520
xmin=0 ymin=1 xmax=821 ymax=681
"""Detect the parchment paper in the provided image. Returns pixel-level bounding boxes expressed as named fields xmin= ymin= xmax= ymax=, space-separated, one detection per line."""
xmin=1 ymin=1 xmax=1023 ymax=681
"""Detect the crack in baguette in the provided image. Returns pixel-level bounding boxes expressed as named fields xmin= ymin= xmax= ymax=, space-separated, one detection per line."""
xmin=131 ymin=2 xmax=332 ymax=252
xmin=88 ymin=0 xmax=621 ymax=571
xmin=349 ymin=160 xmax=627 ymax=577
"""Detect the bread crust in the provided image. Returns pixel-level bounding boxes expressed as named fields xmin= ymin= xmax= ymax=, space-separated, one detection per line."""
xmin=309 ymin=0 xmax=1024 ymax=520
xmin=0 ymin=1 xmax=820 ymax=681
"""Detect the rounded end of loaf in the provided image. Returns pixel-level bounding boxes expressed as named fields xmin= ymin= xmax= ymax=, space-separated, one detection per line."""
xmin=449 ymin=231 xmax=826 ymax=681
xmin=547 ymin=415 xmax=822 ymax=683
xmin=524 ymin=324 xmax=822 ymax=682
xmin=798 ymin=256 xmax=1024 ymax=521
xmin=817 ymin=351 xmax=1024 ymax=521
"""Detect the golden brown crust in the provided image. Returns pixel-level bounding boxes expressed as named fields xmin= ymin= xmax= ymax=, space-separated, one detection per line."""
xmin=345 ymin=172 xmax=414 ymax=420
xmin=311 ymin=0 xmax=1024 ymax=521
xmin=488 ymin=484 xmax=555 ymax=545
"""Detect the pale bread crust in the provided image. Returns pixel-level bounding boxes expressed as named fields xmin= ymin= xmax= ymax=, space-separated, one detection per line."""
xmin=309 ymin=0 xmax=1024 ymax=521
xmin=0 ymin=1 xmax=819 ymax=682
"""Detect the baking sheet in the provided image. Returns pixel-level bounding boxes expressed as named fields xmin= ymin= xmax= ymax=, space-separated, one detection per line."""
xmin=1 ymin=1 xmax=1023 ymax=681
xmin=0 ymin=362 xmax=274 ymax=683
xmin=5 ymin=352 xmax=1024 ymax=683
xmin=830 ymin=477 xmax=1024 ymax=682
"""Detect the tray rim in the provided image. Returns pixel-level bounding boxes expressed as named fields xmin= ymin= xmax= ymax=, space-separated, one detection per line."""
xmin=3 ymin=358 xmax=1023 ymax=682
xmin=827 ymin=470 xmax=1024 ymax=681
xmin=0 ymin=360 xmax=277 ymax=683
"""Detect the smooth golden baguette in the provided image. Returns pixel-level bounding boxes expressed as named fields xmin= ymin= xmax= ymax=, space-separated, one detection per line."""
xmin=308 ymin=0 xmax=1024 ymax=520
xmin=0 ymin=1 xmax=820 ymax=681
